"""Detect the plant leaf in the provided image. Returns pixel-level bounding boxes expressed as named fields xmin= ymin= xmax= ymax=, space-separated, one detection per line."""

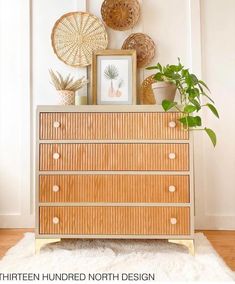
xmin=157 ymin=63 xmax=163 ymax=71
xmin=206 ymin=103 xmax=219 ymax=118
xmin=176 ymin=58 xmax=184 ymax=70
xmin=191 ymin=74 xmax=199 ymax=85
xmin=179 ymin=116 xmax=201 ymax=127
xmin=188 ymin=98 xmax=201 ymax=110
xmin=154 ymin=73 xmax=164 ymax=81
xmin=205 ymin=128 xmax=217 ymax=147
xmin=187 ymin=88 xmax=200 ymax=99
xmin=181 ymin=69 xmax=189 ymax=78
xmin=146 ymin=66 xmax=158 ymax=70
xmin=162 ymin=100 xmax=177 ymax=111
xmin=185 ymin=75 xmax=193 ymax=87
xmin=164 ymin=71 xmax=180 ymax=80
xmin=199 ymin=80 xmax=211 ymax=92
xmin=194 ymin=116 xmax=202 ymax=126
xmin=202 ymin=92 xmax=215 ymax=104
xmin=56 ymin=71 xmax=65 ymax=89
xmin=184 ymin=105 xmax=197 ymax=113
xmin=49 ymin=69 xmax=61 ymax=90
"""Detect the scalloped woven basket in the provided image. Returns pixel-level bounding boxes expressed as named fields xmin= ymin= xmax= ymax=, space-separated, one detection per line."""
xmin=101 ymin=0 xmax=140 ymax=31
xmin=51 ymin=12 xmax=108 ymax=67
xmin=140 ymin=76 xmax=177 ymax=105
xmin=140 ymin=75 xmax=156 ymax=105
xmin=122 ymin=33 xmax=156 ymax=68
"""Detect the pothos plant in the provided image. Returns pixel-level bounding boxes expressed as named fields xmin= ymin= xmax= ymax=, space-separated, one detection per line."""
xmin=147 ymin=58 xmax=219 ymax=146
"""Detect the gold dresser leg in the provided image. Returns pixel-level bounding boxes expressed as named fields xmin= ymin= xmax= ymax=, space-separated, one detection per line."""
xmin=35 ymin=238 xmax=61 ymax=254
xmin=168 ymin=239 xmax=195 ymax=255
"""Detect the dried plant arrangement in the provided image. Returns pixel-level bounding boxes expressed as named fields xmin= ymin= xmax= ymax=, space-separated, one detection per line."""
xmin=49 ymin=69 xmax=88 ymax=105
xmin=49 ymin=69 xmax=88 ymax=92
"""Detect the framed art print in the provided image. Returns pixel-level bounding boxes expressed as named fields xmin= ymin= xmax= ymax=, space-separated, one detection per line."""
xmin=92 ymin=50 xmax=137 ymax=105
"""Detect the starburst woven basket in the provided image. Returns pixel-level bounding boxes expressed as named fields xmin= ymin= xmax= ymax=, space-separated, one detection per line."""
xmin=51 ymin=12 xmax=108 ymax=67
xmin=101 ymin=0 xmax=140 ymax=31
xmin=122 ymin=33 xmax=156 ymax=68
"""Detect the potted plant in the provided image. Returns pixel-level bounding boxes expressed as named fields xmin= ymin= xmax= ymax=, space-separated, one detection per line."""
xmin=49 ymin=70 xmax=88 ymax=105
xmin=147 ymin=58 xmax=219 ymax=146
xmin=151 ymin=81 xmax=177 ymax=104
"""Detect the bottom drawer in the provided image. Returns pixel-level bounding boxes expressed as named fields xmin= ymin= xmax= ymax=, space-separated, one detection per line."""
xmin=39 ymin=206 xmax=190 ymax=236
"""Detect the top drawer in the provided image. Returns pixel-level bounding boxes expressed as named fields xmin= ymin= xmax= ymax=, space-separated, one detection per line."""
xmin=39 ymin=112 xmax=189 ymax=141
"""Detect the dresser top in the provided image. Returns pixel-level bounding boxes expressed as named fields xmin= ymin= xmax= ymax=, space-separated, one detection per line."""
xmin=37 ymin=105 xmax=178 ymax=113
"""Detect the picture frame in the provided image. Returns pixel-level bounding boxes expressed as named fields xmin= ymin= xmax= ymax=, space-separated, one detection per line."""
xmin=92 ymin=50 xmax=137 ymax=105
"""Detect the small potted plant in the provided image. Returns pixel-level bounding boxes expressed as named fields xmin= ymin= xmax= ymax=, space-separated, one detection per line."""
xmin=49 ymin=69 xmax=88 ymax=105
xmin=147 ymin=58 xmax=219 ymax=146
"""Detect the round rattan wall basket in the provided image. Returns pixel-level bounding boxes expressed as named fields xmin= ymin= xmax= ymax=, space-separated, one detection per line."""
xmin=122 ymin=33 xmax=156 ymax=68
xmin=51 ymin=12 xmax=108 ymax=67
xmin=101 ymin=0 xmax=140 ymax=31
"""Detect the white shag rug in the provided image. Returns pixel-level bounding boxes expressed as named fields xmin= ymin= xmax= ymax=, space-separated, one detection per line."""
xmin=0 ymin=233 xmax=234 ymax=282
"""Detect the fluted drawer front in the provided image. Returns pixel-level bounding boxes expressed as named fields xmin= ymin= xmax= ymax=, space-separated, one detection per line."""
xmin=40 ymin=112 xmax=189 ymax=140
xmin=39 ymin=175 xmax=190 ymax=203
xmin=39 ymin=206 xmax=190 ymax=235
xmin=39 ymin=143 xmax=189 ymax=171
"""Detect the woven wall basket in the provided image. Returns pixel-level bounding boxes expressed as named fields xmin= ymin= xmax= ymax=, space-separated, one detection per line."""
xmin=51 ymin=12 xmax=108 ymax=67
xmin=122 ymin=33 xmax=156 ymax=68
xmin=101 ymin=0 xmax=140 ymax=31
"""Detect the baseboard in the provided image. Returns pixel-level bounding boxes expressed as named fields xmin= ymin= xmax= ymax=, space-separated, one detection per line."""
xmin=0 ymin=215 xmax=35 ymax=228
xmin=195 ymin=215 xmax=235 ymax=230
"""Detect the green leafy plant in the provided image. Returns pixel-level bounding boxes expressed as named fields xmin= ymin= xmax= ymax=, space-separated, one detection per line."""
xmin=49 ymin=69 xmax=88 ymax=92
xmin=147 ymin=58 xmax=219 ymax=146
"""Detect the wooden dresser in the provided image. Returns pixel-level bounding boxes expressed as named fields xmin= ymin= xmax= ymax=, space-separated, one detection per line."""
xmin=36 ymin=106 xmax=195 ymax=254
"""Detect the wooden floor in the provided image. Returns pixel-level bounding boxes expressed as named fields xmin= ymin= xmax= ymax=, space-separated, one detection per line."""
xmin=200 ymin=230 xmax=235 ymax=271
xmin=0 ymin=229 xmax=234 ymax=271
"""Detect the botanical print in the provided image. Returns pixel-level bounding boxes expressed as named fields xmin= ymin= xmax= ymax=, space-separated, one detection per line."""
xmin=100 ymin=59 xmax=129 ymax=102
xmin=104 ymin=65 xmax=124 ymax=98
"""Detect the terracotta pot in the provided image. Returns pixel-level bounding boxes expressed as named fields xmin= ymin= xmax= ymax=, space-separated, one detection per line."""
xmin=152 ymin=82 xmax=177 ymax=105
xmin=58 ymin=90 xmax=75 ymax=105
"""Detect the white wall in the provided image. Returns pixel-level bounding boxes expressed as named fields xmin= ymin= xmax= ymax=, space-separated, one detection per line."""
xmin=195 ymin=0 xmax=235 ymax=229
xmin=0 ymin=0 xmax=234 ymax=229
xmin=33 ymin=0 xmax=87 ymax=106
xmin=0 ymin=0 xmax=32 ymax=227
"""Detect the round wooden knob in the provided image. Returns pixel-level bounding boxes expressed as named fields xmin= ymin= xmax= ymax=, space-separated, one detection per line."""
xmin=53 ymin=121 xmax=61 ymax=128
xmin=53 ymin=153 xmax=60 ymax=160
xmin=52 ymin=185 xmax=60 ymax=192
xmin=168 ymin=153 xmax=176 ymax=160
xmin=52 ymin=217 xmax=59 ymax=224
xmin=170 ymin=218 xmax=177 ymax=225
xmin=169 ymin=185 xmax=176 ymax=193
xmin=168 ymin=121 xmax=176 ymax=128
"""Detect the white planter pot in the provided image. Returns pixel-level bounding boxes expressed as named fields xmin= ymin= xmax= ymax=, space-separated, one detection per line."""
xmin=152 ymin=82 xmax=177 ymax=105
xmin=76 ymin=95 xmax=88 ymax=105
xmin=58 ymin=90 xmax=75 ymax=105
